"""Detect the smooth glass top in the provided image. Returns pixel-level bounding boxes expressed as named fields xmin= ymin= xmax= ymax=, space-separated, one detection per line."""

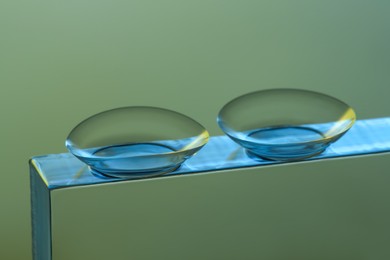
xmin=31 ymin=117 xmax=390 ymax=190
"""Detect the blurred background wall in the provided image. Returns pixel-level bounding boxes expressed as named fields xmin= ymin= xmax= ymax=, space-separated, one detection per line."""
xmin=1 ymin=0 xmax=389 ymax=258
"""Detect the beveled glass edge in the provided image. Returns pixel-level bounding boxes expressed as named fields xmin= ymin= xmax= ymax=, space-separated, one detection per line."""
xmin=30 ymin=117 xmax=390 ymax=190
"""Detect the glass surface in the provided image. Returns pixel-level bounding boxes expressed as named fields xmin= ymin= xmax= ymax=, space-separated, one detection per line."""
xmin=66 ymin=106 xmax=209 ymax=178
xmin=33 ymin=117 xmax=390 ymax=189
xmin=217 ymin=89 xmax=356 ymax=161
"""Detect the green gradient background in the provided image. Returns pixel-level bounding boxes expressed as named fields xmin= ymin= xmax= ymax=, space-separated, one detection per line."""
xmin=1 ymin=0 xmax=389 ymax=258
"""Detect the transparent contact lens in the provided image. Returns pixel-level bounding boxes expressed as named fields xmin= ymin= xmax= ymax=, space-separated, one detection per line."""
xmin=66 ymin=106 xmax=209 ymax=178
xmin=217 ymin=89 xmax=356 ymax=161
